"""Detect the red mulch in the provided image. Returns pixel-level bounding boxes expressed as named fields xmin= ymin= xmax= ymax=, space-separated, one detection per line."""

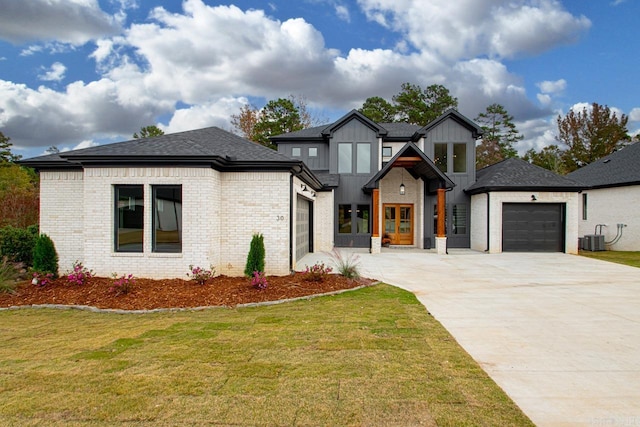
xmin=0 ymin=273 xmax=375 ymax=311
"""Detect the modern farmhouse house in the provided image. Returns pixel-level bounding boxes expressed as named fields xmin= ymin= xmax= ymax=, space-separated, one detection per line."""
xmin=21 ymin=109 xmax=583 ymax=278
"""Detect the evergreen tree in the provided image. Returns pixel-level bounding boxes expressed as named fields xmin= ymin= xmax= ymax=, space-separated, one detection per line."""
xmin=32 ymin=234 xmax=59 ymax=277
xmin=475 ymin=103 xmax=523 ymax=168
xmin=133 ymin=125 xmax=164 ymax=139
xmin=244 ymin=233 xmax=265 ymax=277
xmin=358 ymin=96 xmax=397 ymax=122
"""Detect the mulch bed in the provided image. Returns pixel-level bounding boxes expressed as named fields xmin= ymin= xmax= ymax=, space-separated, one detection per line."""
xmin=0 ymin=273 xmax=375 ymax=311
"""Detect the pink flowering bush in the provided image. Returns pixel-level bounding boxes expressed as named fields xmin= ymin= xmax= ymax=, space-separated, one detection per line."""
xmin=110 ymin=273 xmax=134 ymax=296
xmin=66 ymin=261 xmax=93 ymax=286
xmin=187 ymin=264 xmax=215 ymax=285
xmin=251 ymin=271 xmax=268 ymax=290
xmin=32 ymin=272 xmax=54 ymax=287
xmin=302 ymin=262 xmax=333 ymax=282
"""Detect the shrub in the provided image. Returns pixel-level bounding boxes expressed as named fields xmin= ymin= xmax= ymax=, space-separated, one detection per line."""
xmin=110 ymin=273 xmax=134 ymax=296
xmin=244 ymin=233 xmax=265 ymax=277
xmin=32 ymin=234 xmax=59 ymax=278
xmin=251 ymin=271 xmax=268 ymax=290
xmin=327 ymin=249 xmax=361 ymax=279
xmin=187 ymin=264 xmax=215 ymax=285
xmin=66 ymin=261 xmax=94 ymax=286
xmin=0 ymin=224 xmax=38 ymax=266
xmin=302 ymin=262 xmax=333 ymax=282
xmin=0 ymin=257 xmax=20 ymax=294
xmin=31 ymin=271 xmax=54 ymax=287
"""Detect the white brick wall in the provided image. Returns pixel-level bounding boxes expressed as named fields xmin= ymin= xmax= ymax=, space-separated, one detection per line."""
xmin=41 ymin=167 xmax=294 ymax=279
xmin=314 ymin=190 xmax=334 ymax=252
xmin=471 ymin=191 xmax=579 ymax=254
xmin=40 ymin=171 xmax=85 ymax=274
xmin=220 ymin=171 xmax=291 ymax=276
xmin=579 ymin=186 xmax=640 ymax=251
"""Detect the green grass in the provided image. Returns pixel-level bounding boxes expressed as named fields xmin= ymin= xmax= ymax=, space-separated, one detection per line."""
xmin=579 ymin=250 xmax=640 ymax=268
xmin=0 ymin=284 xmax=533 ymax=426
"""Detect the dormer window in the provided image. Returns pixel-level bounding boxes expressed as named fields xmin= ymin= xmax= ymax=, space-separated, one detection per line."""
xmin=434 ymin=143 xmax=447 ymax=173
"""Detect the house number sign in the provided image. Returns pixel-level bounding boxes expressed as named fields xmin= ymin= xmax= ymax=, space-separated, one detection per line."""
xmin=276 ymin=215 xmax=285 ymax=221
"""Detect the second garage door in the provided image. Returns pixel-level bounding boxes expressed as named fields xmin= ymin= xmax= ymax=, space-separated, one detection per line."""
xmin=296 ymin=196 xmax=312 ymax=261
xmin=502 ymin=203 xmax=564 ymax=252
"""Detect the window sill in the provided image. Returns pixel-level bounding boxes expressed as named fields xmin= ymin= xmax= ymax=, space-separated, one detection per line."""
xmin=112 ymin=252 xmax=144 ymax=257
xmin=148 ymin=253 xmax=183 ymax=258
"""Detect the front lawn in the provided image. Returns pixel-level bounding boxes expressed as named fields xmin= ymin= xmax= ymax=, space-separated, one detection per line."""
xmin=579 ymin=250 xmax=640 ymax=268
xmin=0 ymin=284 xmax=533 ymax=426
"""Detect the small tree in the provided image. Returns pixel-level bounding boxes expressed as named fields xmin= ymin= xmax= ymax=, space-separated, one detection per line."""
xmin=244 ymin=233 xmax=265 ymax=277
xmin=32 ymin=234 xmax=59 ymax=278
xmin=133 ymin=125 xmax=164 ymax=139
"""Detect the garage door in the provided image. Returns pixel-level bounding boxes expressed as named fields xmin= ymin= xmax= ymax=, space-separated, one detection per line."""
xmin=503 ymin=203 xmax=564 ymax=252
xmin=296 ymin=196 xmax=311 ymax=261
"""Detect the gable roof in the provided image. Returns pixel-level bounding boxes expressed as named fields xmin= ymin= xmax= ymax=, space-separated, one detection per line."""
xmin=566 ymin=142 xmax=640 ymax=189
xmin=363 ymin=141 xmax=455 ymax=193
xmin=419 ymin=109 xmax=484 ymax=139
xmin=465 ymin=158 xmax=582 ymax=195
xmin=19 ymin=126 xmax=324 ymax=190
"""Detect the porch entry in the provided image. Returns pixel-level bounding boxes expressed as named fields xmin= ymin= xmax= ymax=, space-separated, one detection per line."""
xmin=384 ymin=204 xmax=413 ymax=245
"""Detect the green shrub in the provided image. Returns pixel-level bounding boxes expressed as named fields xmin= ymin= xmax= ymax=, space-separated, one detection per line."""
xmin=0 ymin=257 xmax=20 ymax=294
xmin=32 ymin=234 xmax=59 ymax=278
xmin=244 ymin=233 xmax=265 ymax=277
xmin=0 ymin=224 xmax=38 ymax=266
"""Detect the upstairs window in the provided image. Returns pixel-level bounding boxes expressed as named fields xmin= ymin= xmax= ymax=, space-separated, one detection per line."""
xmin=434 ymin=143 xmax=447 ymax=173
xmin=291 ymin=147 xmax=301 ymax=157
xmin=382 ymin=146 xmax=392 ymax=157
xmin=356 ymin=143 xmax=371 ymax=174
xmin=308 ymin=147 xmax=317 ymax=157
xmin=115 ymin=186 xmax=144 ymax=253
xmin=338 ymin=143 xmax=352 ymax=174
xmin=453 ymin=143 xmax=467 ymax=173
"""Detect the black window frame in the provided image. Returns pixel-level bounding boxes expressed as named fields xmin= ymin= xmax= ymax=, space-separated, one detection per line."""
xmin=152 ymin=185 xmax=183 ymax=253
xmin=114 ymin=185 xmax=144 ymax=253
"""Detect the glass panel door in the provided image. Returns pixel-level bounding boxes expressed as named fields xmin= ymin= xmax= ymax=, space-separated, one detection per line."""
xmin=383 ymin=204 xmax=413 ymax=245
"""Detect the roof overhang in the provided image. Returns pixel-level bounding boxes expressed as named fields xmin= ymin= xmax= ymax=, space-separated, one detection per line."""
xmin=363 ymin=142 xmax=455 ymax=194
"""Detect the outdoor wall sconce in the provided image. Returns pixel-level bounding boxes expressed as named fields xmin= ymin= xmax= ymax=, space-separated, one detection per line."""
xmin=301 ymin=184 xmax=307 ymax=192
xmin=531 ymin=194 xmax=537 ymax=201
xmin=399 ymin=168 xmax=406 ymax=195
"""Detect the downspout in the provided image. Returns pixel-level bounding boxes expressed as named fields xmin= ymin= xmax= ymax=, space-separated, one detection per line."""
xmin=485 ymin=192 xmax=490 ymax=252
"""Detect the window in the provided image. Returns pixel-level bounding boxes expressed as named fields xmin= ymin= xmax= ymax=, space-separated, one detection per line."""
xmin=382 ymin=146 xmax=392 ymax=157
xmin=582 ymin=193 xmax=588 ymax=220
xmin=453 ymin=143 xmax=467 ymax=173
xmin=356 ymin=143 xmax=371 ymax=174
xmin=434 ymin=143 xmax=447 ymax=173
xmin=338 ymin=143 xmax=352 ymax=174
xmin=356 ymin=205 xmax=370 ymax=234
xmin=308 ymin=147 xmax=317 ymax=157
xmin=291 ymin=147 xmax=301 ymax=157
xmin=452 ymin=204 xmax=467 ymax=235
xmin=338 ymin=204 xmax=351 ymax=234
xmin=115 ymin=186 xmax=144 ymax=252
xmin=153 ymin=186 xmax=182 ymax=253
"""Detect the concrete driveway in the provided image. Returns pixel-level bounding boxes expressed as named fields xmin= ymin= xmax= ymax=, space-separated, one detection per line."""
xmin=299 ymin=249 xmax=640 ymax=427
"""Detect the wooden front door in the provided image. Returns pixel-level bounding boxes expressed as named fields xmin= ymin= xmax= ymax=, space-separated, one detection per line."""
xmin=384 ymin=204 xmax=413 ymax=245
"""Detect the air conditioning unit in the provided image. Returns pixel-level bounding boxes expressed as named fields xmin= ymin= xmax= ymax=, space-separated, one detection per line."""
xmin=583 ymin=234 xmax=605 ymax=251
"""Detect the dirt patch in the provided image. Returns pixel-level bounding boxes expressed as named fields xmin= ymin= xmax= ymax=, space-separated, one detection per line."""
xmin=0 ymin=273 xmax=374 ymax=310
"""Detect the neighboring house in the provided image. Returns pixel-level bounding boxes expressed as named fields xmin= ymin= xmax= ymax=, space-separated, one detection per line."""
xmin=21 ymin=109 xmax=585 ymax=279
xmin=567 ymin=142 xmax=640 ymax=251
xmin=20 ymin=127 xmax=322 ymax=278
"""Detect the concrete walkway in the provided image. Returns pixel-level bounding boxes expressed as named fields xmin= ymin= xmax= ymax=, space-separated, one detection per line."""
xmin=299 ymin=249 xmax=640 ymax=427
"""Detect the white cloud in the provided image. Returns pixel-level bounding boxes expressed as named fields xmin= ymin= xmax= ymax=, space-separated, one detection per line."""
xmin=629 ymin=108 xmax=640 ymax=122
xmin=0 ymin=0 xmax=120 ymax=45
xmin=73 ymin=139 xmax=100 ymax=150
xmin=164 ymin=98 xmax=248 ymax=134
xmin=356 ymin=0 xmax=591 ymax=59
xmin=537 ymin=79 xmax=567 ymax=94
xmin=38 ymin=62 xmax=67 ymax=82
xmin=537 ymin=93 xmax=552 ymax=107
xmin=335 ymin=5 xmax=351 ymax=22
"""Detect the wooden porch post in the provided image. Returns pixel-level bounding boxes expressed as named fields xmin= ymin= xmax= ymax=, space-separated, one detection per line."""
xmin=372 ymin=188 xmax=380 ymax=237
xmin=437 ymin=188 xmax=445 ymax=237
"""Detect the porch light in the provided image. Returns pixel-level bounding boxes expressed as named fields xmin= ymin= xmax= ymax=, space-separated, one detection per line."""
xmin=399 ymin=183 xmax=406 ymax=195
xmin=399 ymin=168 xmax=406 ymax=195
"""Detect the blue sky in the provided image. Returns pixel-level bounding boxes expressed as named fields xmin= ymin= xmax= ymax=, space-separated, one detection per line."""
xmin=0 ymin=0 xmax=638 ymax=159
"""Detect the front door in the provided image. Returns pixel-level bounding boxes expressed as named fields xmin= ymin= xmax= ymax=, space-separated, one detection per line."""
xmin=384 ymin=204 xmax=413 ymax=245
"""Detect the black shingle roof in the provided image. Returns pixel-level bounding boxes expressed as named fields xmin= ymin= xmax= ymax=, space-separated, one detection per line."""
xmin=465 ymin=158 xmax=582 ymax=194
xmin=21 ymin=127 xmax=293 ymax=166
xmin=567 ymin=142 xmax=640 ymax=188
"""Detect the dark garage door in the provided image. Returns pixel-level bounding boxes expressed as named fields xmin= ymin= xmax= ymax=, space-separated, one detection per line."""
xmin=502 ymin=203 xmax=564 ymax=252
xmin=296 ymin=196 xmax=311 ymax=261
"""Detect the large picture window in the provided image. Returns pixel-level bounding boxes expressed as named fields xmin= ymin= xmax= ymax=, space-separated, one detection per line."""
xmin=115 ymin=185 xmax=144 ymax=252
xmin=338 ymin=204 xmax=352 ymax=234
xmin=153 ymin=185 xmax=182 ymax=253
xmin=356 ymin=143 xmax=371 ymax=174
xmin=434 ymin=143 xmax=447 ymax=173
xmin=356 ymin=204 xmax=370 ymax=234
xmin=453 ymin=143 xmax=467 ymax=173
